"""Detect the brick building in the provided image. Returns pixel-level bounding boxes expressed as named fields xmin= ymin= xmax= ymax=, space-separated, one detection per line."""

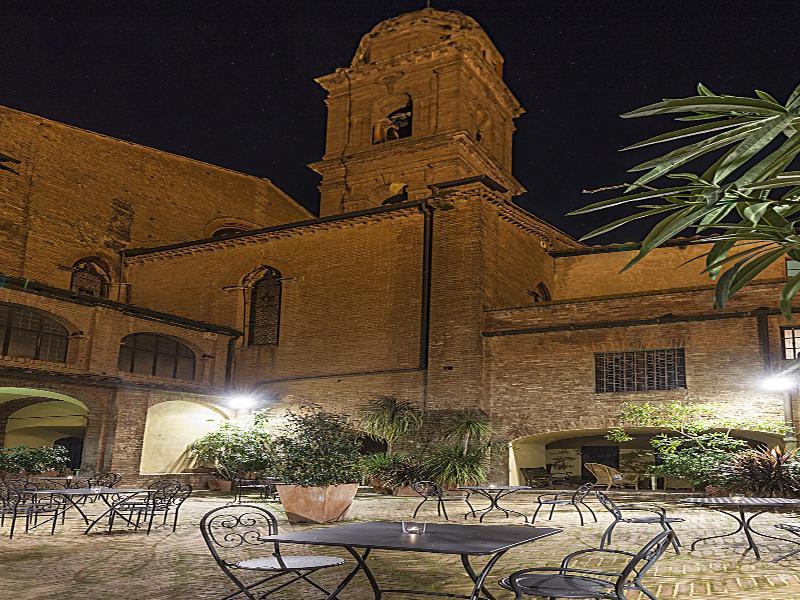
xmin=0 ymin=8 xmax=793 ymax=484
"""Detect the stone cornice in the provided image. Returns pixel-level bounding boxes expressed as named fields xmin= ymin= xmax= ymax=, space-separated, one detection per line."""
xmin=125 ymin=202 xmax=424 ymax=261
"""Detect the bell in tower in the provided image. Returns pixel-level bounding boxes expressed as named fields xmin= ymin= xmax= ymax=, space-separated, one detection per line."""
xmin=309 ymin=8 xmax=526 ymax=216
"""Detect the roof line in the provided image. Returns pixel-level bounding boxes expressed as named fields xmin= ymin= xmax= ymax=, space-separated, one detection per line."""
xmin=0 ymin=273 xmax=240 ymax=336
xmin=549 ymin=237 xmax=710 ymax=257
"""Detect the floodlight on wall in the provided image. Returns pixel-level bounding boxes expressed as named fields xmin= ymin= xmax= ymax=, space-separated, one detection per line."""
xmin=760 ymin=375 xmax=796 ymax=392
xmin=228 ymin=394 xmax=258 ymax=411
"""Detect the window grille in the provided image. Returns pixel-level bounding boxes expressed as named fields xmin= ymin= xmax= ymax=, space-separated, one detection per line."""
xmin=0 ymin=303 xmax=68 ymax=362
xmin=71 ymin=260 xmax=110 ymax=298
xmin=782 ymin=327 xmax=800 ymax=360
xmin=595 ymin=348 xmax=686 ymax=393
xmin=118 ymin=333 xmax=195 ymax=380
xmin=788 ymin=260 xmax=800 ymax=279
xmin=248 ymin=268 xmax=282 ymax=346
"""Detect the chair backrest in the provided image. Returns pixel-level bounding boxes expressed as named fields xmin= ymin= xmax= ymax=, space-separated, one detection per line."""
xmin=571 ymin=482 xmax=595 ymax=502
xmin=88 ymin=473 xmax=121 ymax=488
xmin=595 ymin=491 xmax=623 ymax=519
xmin=584 ymin=463 xmax=620 ymax=484
xmin=616 ymin=530 xmax=673 ymax=594
xmin=413 ymin=480 xmax=443 ymax=499
xmin=200 ymin=504 xmax=279 ymax=566
xmin=0 ymin=481 xmax=22 ymax=508
xmin=152 ymin=481 xmax=185 ymax=503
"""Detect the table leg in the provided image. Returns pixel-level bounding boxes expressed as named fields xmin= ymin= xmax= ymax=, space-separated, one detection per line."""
xmin=465 ymin=490 xmax=493 ymax=521
xmin=745 ymin=509 xmax=800 ymax=561
xmin=85 ymin=492 xmax=144 ymax=534
xmin=463 ymin=551 xmax=507 ymax=600
xmin=325 ymin=547 xmax=379 ymax=600
xmin=690 ymin=508 xmax=745 ymax=551
xmin=492 ymin=490 xmax=529 ymax=523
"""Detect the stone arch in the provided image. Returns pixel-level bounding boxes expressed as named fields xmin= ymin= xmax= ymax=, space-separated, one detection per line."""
xmin=139 ymin=399 xmax=231 ymax=474
xmin=117 ymin=332 xmax=199 ymax=381
xmin=371 ymin=93 xmax=413 ymax=144
xmin=203 ymin=217 xmax=261 ymax=239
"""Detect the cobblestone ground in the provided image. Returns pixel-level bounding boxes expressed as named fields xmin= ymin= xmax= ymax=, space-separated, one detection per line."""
xmin=3 ymin=490 xmax=800 ymax=599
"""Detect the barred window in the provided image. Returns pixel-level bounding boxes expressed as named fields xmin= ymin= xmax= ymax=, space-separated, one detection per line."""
xmin=782 ymin=327 xmax=800 ymax=360
xmin=788 ymin=260 xmax=800 ymax=279
xmin=595 ymin=348 xmax=686 ymax=393
xmin=0 ymin=303 xmax=68 ymax=363
xmin=248 ymin=267 xmax=282 ymax=346
xmin=118 ymin=333 xmax=195 ymax=380
xmin=70 ymin=260 xmax=110 ymax=298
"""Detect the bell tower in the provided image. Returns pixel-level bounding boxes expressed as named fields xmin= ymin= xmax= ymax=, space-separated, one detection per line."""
xmin=309 ymin=8 xmax=526 ymax=216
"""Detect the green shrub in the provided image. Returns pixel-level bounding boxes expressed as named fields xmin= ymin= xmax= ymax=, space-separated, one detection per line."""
xmin=0 ymin=445 xmax=70 ymax=477
xmin=274 ymin=408 xmax=362 ymax=487
xmin=721 ymin=446 xmax=800 ymax=497
xmin=188 ymin=420 xmax=272 ymax=480
xmin=422 ymin=443 xmax=490 ymax=488
xmin=361 ymin=452 xmax=425 ymax=490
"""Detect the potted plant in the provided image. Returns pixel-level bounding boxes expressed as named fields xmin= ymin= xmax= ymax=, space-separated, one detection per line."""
xmin=355 ymin=396 xmax=423 ymax=454
xmin=361 ymin=452 xmax=424 ymax=496
xmin=273 ymin=408 xmax=362 ymax=523
xmin=422 ymin=444 xmax=490 ymax=489
xmin=188 ymin=418 xmax=272 ymax=492
xmin=0 ymin=445 xmax=70 ymax=479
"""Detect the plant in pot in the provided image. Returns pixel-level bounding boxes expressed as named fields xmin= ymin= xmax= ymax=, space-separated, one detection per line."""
xmin=720 ymin=446 xmax=800 ymax=497
xmin=361 ymin=452 xmax=425 ymax=496
xmin=0 ymin=445 xmax=70 ymax=479
xmin=422 ymin=443 xmax=490 ymax=489
xmin=273 ymin=407 xmax=362 ymax=523
xmin=355 ymin=396 xmax=423 ymax=455
xmin=188 ymin=419 xmax=272 ymax=492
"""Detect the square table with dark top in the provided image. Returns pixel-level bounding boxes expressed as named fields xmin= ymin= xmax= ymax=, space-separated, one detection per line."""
xmin=260 ymin=521 xmax=561 ymax=600
xmin=28 ymin=487 xmax=154 ymax=534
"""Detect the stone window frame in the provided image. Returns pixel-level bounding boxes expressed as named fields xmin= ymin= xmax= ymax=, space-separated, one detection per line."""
xmin=781 ymin=327 xmax=800 ymax=361
xmin=117 ymin=332 xmax=196 ymax=381
xmin=0 ymin=303 xmax=70 ymax=363
xmin=246 ymin=266 xmax=283 ymax=347
xmin=594 ymin=348 xmax=687 ymax=393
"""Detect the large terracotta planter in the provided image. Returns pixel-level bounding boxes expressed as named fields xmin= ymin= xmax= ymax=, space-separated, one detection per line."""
xmin=207 ymin=478 xmax=233 ymax=492
xmin=277 ymin=483 xmax=359 ymax=524
xmin=392 ymin=485 xmax=417 ymax=497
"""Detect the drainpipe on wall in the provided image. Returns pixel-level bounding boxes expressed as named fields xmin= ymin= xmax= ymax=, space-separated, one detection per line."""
xmin=224 ymin=334 xmax=241 ymax=388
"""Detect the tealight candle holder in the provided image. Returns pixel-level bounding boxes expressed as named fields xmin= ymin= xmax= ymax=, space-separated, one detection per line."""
xmin=401 ymin=521 xmax=427 ymax=535
xmin=91 ymin=486 xmax=103 ymax=494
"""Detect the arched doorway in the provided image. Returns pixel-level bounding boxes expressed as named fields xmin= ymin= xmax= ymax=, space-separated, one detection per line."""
xmin=509 ymin=427 xmax=783 ymax=486
xmin=0 ymin=387 xmax=90 ymax=469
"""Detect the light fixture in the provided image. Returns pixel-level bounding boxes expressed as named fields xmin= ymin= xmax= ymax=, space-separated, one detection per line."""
xmin=228 ymin=394 xmax=258 ymax=410
xmin=760 ymin=374 xmax=796 ymax=392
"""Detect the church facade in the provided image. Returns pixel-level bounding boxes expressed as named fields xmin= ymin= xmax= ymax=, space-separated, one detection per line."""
xmin=0 ymin=9 xmax=793 ymax=483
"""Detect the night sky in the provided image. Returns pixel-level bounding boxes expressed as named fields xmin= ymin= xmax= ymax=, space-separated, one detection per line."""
xmin=2 ymin=1 xmax=798 ymax=242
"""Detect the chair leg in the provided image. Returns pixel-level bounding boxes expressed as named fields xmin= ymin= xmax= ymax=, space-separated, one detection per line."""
xmin=600 ymin=520 xmax=617 ymax=548
xmin=440 ymin=499 xmax=449 ymax=521
xmin=548 ymin=503 xmax=556 ymax=520
xmin=464 ymin=496 xmax=476 ymax=519
xmin=413 ymin=498 xmax=426 ymax=519
xmin=531 ymin=503 xmax=542 ymax=524
xmin=582 ymin=501 xmax=598 ymax=523
xmin=172 ymin=508 xmax=180 ymax=532
xmin=573 ymin=503 xmax=585 ymax=526
xmin=146 ymin=508 xmax=157 ymax=535
xmin=663 ymin=522 xmax=681 ymax=554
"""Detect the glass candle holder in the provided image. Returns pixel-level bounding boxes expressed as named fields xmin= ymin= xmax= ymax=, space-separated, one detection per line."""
xmin=91 ymin=486 xmax=103 ymax=494
xmin=401 ymin=521 xmax=427 ymax=535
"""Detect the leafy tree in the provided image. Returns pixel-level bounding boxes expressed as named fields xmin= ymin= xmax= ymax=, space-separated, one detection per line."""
xmin=355 ymin=396 xmax=423 ymax=454
xmin=0 ymin=445 xmax=69 ymax=478
xmin=445 ymin=410 xmax=492 ymax=456
xmin=571 ymin=84 xmax=800 ymax=316
xmin=188 ymin=419 xmax=272 ymax=481
xmin=607 ymin=401 xmax=788 ymax=486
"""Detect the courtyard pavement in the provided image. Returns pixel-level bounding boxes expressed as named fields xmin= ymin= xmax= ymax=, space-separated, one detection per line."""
xmin=2 ymin=489 xmax=800 ymax=599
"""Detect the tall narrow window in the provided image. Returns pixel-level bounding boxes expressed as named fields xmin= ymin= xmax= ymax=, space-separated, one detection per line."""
xmin=71 ymin=260 xmax=110 ymax=298
xmin=595 ymin=348 xmax=686 ymax=393
xmin=782 ymin=327 xmax=800 ymax=360
xmin=249 ymin=267 xmax=282 ymax=346
xmin=372 ymin=101 xmax=413 ymax=144
xmin=0 ymin=303 xmax=69 ymax=362
xmin=118 ymin=333 xmax=195 ymax=380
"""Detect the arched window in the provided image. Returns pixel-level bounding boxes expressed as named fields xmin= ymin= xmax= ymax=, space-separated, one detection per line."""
xmin=118 ymin=333 xmax=196 ymax=380
xmin=211 ymin=227 xmax=246 ymax=238
xmin=529 ymin=282 xmax=552 ymax=303
xmin=372 ymin=101 xmax=413 ymax=144
xmin=70 ymin=259 xmax=110 ymax=298
xmin=0 ymin=303 xmax=69 ymax=362
xmin=248 ymin=267 xmax=282 ymax=346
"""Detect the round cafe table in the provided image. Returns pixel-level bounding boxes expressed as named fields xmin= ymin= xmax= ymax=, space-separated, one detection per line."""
xmin=681 ymin=496 xmax=800 ymax=560
xmin=459 ymin=485 xmax=532 ymax=523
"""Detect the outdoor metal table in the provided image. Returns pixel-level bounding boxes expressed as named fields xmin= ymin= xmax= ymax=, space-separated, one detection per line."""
xmin=681 ymin=497 xmax=800 ymax=559
xmin=259 ymin=521 xmax=561 ymax=600
xmin=29 ymin=487 xmax=155 ymax=534
xmin=30 ymin=476 xmax=83 ymax=488
xmin=459 ymin=485 xmax=532 ymax=523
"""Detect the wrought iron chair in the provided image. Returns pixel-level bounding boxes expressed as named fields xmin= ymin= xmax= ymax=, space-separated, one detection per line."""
xmin=115 ymin=482 xmax=192 ymax=534
xmin=774 ymin=523 xmax=800 ymax=562
xmin=499 ymin=530 xmax=674 ymax=599
xmin=412 ymin=480 xmax=475 ymax=521
xmin=585 ymin=463 xmax=639 ymax=491
xmin=234 ymin=476 xmax=279 ymax=503
xmin=1 ymin=480 xmax=67 ymax=537
xmin=596 ymin=491 xmax=683 ymax=554
xmin=520 ymin=467 xmax=554 ymax=488
xmin=88 ymin=472 xmax=122 ymax=488
xmin=200 ymin=504 xmax=344 ymax=599
xmin=531 ymin=482 xmax=597 ymax=526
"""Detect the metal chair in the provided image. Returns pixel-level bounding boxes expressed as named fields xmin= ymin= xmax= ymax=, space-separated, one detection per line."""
xmin=520 ymin=467 xmax=554 ymax=488
xmin=531 ymin=483 xmax=597 ymax=526
xmin=114 ymin=482 xmax=191 ymax=534
xmin=200 ymin=504 xmax=344 ymax=599
xmin=87 ymin=472 xmax=122 ymax=487
xmin=499 ymin=530 xmax=674 ymax=599
xmin=234 ymin=477 xmax=278 ymax=503
xmin=596 ymin=491 xmax=683 ymax=554
xmin=1 ymin=480 xmax=67 ymax=537
xmin=411 ymin=481 xmax=475 ymax=521
xmin=585 ymin=463 xmax=639 ymax=491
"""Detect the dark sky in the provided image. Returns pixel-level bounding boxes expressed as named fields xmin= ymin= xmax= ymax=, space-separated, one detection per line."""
xmin=2 ymin=0 xmax=798 ymax=242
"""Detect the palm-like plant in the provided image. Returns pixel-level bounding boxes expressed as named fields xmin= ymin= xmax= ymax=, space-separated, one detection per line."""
xmin=355 ymin=396 xmax=423 ymax=454
xmin=446 ymin=410 xmax=492 ymax=456
xmin=570 ymin=83 xmax=800 ymax=316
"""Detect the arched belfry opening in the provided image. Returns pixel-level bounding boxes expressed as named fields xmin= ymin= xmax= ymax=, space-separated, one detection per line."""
xmin=373 ymin=100 xmax=413 ymax=144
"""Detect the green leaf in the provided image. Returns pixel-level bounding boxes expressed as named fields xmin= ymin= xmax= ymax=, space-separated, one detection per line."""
xmin=788 ymin=83 xmax=800 ymax=110
xmin=579 ymin=205 xmax=680 ymax=241
xmin=737 ymin=135 xmax=800 ymax=188
xmin=566 ymin=186 xmax=696 ymax=215
xmin=621 ymin=96 xmax=783 ymax=119
xmin=727 ymin=245 xmax=792 ymax=297
xmin=715 ymin=261 xmax=744 ymax=309
xmin=714 ymin=113 xmax=797 ymax=183
xmin=755 ymin=90 xmax=780 ymax=104
xmin=742 ymin=201 xmax=773 ymax=223
xmin=781 ymin=271 xmax=800 ymax=320
xmin=621 ymin=117 xmax=753 ymax=151
xmin=623 ymin=206 xmax=712 ymax=271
